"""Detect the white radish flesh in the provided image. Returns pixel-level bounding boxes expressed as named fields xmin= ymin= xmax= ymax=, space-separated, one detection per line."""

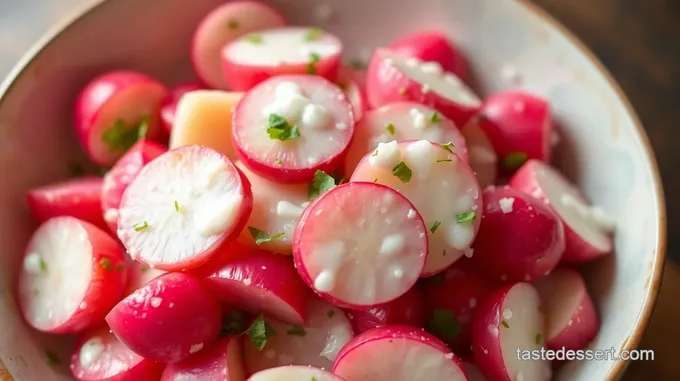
xmin=461 ymin=118 xmax=498 ymax=188
xmin=248 ymin=366 xmax=345 ymax=381
xmin=161 ymin=336 xmax=246 ymax=381
xmin=124 ymin=261 xmax=165 ymax=296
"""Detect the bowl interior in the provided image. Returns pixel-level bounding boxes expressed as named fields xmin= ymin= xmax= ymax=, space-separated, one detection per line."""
xmin=0 ymin=0 xmax=664 ymax=380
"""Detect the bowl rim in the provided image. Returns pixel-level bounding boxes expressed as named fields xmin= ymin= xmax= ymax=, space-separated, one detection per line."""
xmin=0 ymin=0 xmax=666 ymax=380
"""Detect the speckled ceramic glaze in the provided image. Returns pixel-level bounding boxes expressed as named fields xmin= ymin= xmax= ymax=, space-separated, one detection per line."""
xmin=0 ymin=0 xmax=666 ymax=380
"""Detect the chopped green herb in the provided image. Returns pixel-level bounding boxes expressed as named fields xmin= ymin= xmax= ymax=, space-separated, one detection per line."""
xmin=140 ymin=264 xmax=149 ymax=273
xmin=221 ymin=309 xmax=246 ymax=336
xmin=398 ymin=87 xmax=407 ymax=96
xmin=275 ymin=158 xmax=283 ymax=165
xmin=431 ymin=112 xmax=442 ymax=123
xmin=100 ymin=258 xmax=112 ymax=271
xmin=68 ymin=162 xmax=86 ymax=177
xmin=437 ymin=159 xmax=452 ymax=163
xmin=535 ymin=333 xmax=543 ymax=344
xmin=501 ymin=320 xmax=510 ymax=329
xmin=392 ymin=161 xmax=412 ymax=183
xmin=287 ymin=326 xmax=307 ymax=336
xmin=228 ymin=19 xmax=239 ymax=30
xmin=386 ymin=123 xmax=396 ymax=135
xmin=427 ymin=308 xmax=461 ymax=341
xmin=455 ymin=211 xmax=476 ymax=223
xmin=307 ymin=52 xmax=321 ymax=75
xmin=38 ymin=256 xmax=47 ymax=273
xmin=303 ymin=27 xmax=323 ymax=41
xmin=312 ymin=377 xmax=318 ymax=381
xmin=371 ymin=149 xmax=379 ymax=157
xmin=248 ymin=227 xmax=285 ymax=245
xmin=45 ymin=350 xmax=61 ymax=366
xmin=245 ymin=314 xmax=276 ymax=350
xmin=349 ymin=58 xmax=366 ymax=70
xmin=327 ymin=310 xmax=336 ymax=319
xmin=96 ymin=166 xmax=109 ymax=176
xmin=174 ymin=200 xmax=180 ymax=212
xmin=245 ymin=34 xmax=263 ymax=44
xmin=133 ymin=221 xmax=149 ymax=231
xmin=101 ymin=116 xmax=149 ymax=152
xmin=373 ymin=178 xmax=378 ymax=183
xmin=336 ymin=80 xmax=349 ymax=90
xmin=442 ymin=249 xmax=447 ymax=256
xmin=503 ymin=152 xmax=528 ymax=170
xmin=440 ymin=141 xmax=455 ymax=153
xmin=307 ymin=170 xmax=336 ymax=200
xmin=267 ymin=114 xmax=300 ymax=141
xmin=430 ymin=221 xmax=442 ymax=233
xmin=116 ymin=263 xmax=124 ymax=272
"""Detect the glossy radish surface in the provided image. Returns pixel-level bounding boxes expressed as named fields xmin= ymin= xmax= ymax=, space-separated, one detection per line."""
xmin=17 ymin=217 xmax=127 ymax=334
xmin=116 ymin=145 xmax=253 ymax=271
xmin=248 ymin=366 xmax=345 ymax=381
xmin=388 ymin=31 xmax=468 ymax=80
xmin=160 ymin=82 xmax=206 ymax=132
xmin=345 ymin=286 xmax=426 ymax=334
xmin=123 ymin=261 xmax=165 ymax=297
xmin=461 ymin=118 xmax=498 ymax=188
xmin=232 ymin=75 xmax=354 ymax=183
xmin=294 ymin=182 xmax=427 ymax=308
xmin=350 ymin=140 xmax=482 ymax=276
xmin=161 ymin=336 xmax=246 ymax=381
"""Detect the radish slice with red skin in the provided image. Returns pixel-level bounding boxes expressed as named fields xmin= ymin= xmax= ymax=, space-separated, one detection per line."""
xmin=388 ymin=30 xmax=468 ymax=80
xmin=106 ymin=272 xmax=222 ymax=363
xmin=471 ymin=282 xmax=551 ymax=381
xmin=161 ymin=336 xmax=246 ymax=381
xmin=350 ymin=140 xmax=483 ymax=276
xmin=338 ymin=79 xmax=366 ymax=123
xmin=533 ymin=269 xmax=599 ymax=351
xmin=345 ymin=287 xmax=426 ymax=334
xmin=160 ymin=82 xmax=206 ymax=133
xmin=123 ymin=261 xmax=165 ymax=297
xmin=75 ymin=71 xmax=168 ymax=166
xmin=461 ymin=118 xmax=498 ymax=188
xmin=232 ymin=75 xmax=355 ymax=183
xmin=343 ymin=102 xmax=469 ymax=174
xmin=332 ymin=325 xmax=466 ymax=381
xmin=70 ymin=325 xmax=164 ymax=381
xmin=17 ymin=217 xmax=127 ymax=334
xmin=509 ymin=160 xmax=614 ymax=263
xmin=248 ymin=366 xmax=345 ymax=381
xmin=116 ymin=145 xmax=253 ymax=271
xmin=339 ymin=65 xmax=367 ymax=90
xmin=462 ymin=361 xmax=487 ymax=381
xmin=293 ymin=182 xmax=427 ymax=308
xmin=221 ymin=27 xmax=342 ymax=91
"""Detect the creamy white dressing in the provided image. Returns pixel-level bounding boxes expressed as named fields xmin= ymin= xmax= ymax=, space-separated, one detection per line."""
xmin=263 ymin=82 xmax=332 ymax=132
xmin=403 ymin=140 xmax=436 ymax=178
xmin=276 ymin=200 xmax=304 ymax=218
xmin=369 ymin=140 xmax=402 ymax=168
xmin=499 ymin=197 xmax=515 ymax=214
xmin=409 ymin=108 xmax=429 ymax=129
xmin=560 ymin=194 xmax=616 ymax=232
xmin=314 ymin=271 xmax=336 ymax=292
xmin=23 ymin=252 xmax=44 ymax=274
xmin=189 ymin=342 xmax=204 ymax=354
xmin=380 ymin=234 xmax=406 ymax=256
xmin=103 ymin=208 xmax=118 ymax=224
xmin=197 ymin=195 xmax=244 ymax=238
xmin=79 ymin=337 xmax=104 ymax=367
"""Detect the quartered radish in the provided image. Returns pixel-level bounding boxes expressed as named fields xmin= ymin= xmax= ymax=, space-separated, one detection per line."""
xmin=70 ymin=325 xmax=164 ymax=381
xmin=333 ymin=325 xmax=466 ymax=381
xmin=471 ymin=282 xmax=551 ymax=381
xmin=232 ymin=75 xmax=354 ymax=183
xmin=509 ymin=160 xmax=615 ymax=263
xmin=192 ymin=0 xmax=287 ymax=89
xmin=462 ymin=361 xmax=487 ymax=381
xmin=533 ymin=268 xmax=599 ymax=351
xmin=248 ymin=366 xmax=345 ymax=381
xmin=160 ymin=82 xmax=206 ymax=132
xmin=388 ymin=31 xmax=468 ymax=80
xmin=222 ymin=27 xmax=343 ymax=91
xmin=17 ymin=217 xmax=127 ymax=334
xmin=343 ymin=102 xmax=469 ymax=174
xmin=106 ymin=272 xmax=222 ymax=363
xmin=101 ymin=139 xmax=167 ymax=233
xmin=350 ymin=140 xmax=483 ymax=276
xmin=123 ymin=261 xmax=165 ymax=296
xmin=244 ymin=297 xmax=353 ymax=373
xmin=75 ymin=71 xmax=168 ymax=166
xmin=467 ymin=186 xmax=565 ymax=283
xmin=27 ymin=177 xmax=108 ymax=230
xmin=461 ymin=118 xmax=498 ymax=188
xmin=345 ymin=286 xmax=426 ymax=334
xmin=293 ymin=182 xmax=427 ymax=308
xmin=366 ymin=48 xmax=481 ymax=127
xmin=161 ymin=336 xmax=246 ymax=381
xmin=116 ymin=145 xmax=253 ymax=271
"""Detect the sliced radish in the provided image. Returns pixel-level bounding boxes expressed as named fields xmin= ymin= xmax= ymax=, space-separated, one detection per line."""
xmin=388 ymin=30 xmax=468 ymax=80
xmin=160 ymin=82 xmax=206 ymax=132
xmin=350 ymin=140 xmax=483 ymax=276
xmin=248 ymin=366 xmax=344 ymax=381
xmin=123 ymin=261 xmax=165 ymax=296
xmin=467 ymin=186 xmax=564 ymax=282
xmin=339 ymin=65 xmax=367 ymax=90
xmin=116 ymin=145 xmax=253 ymax=271
xmin=161 ymin=336 xmax=246 ymax=381
xmin=337 ymin=67 xmax=367 ymax=122
xmin=101 ymin=139 xmax=167 ymax=233
xmin=70 ymin=325 xmax=164 ymax=381
xmin=293 ymin=182 xmax=427 ymax=308
xmin=509 ymin=160 xmax=615 ymax=263
xmin=232 ymin=75 xmax=354 ymax=183
xmin=462 ymin=361 xmax=487 ymax=381
xmin=333 ymin=325 xmax=466 ymax=380
xmin=17 ymin=217 xmax=127 ymax=334
xmin=343 ymin=102 xmax=469 ymax=174
xmin=345 ymin=287 xmax=426 ymax=334
xmin=366 ymin=48 xmax=481 ymax=127
xmin=533 ymin=268 xmax=599 ymax=351
xmin=471 ymin=282 xmax=551 ymax=381
xmin=106 ymin=272 xmax=222 ymax=363
xmin=461 ymin=118 xmax=498 ymax=188
xmin=75 ymin=71 xmax=168 ymax=166
xmin=244 ymin=297 xmax=353 ymax=372
xmin=221 ymin=27 xmax=342 ymax=91
xmin=27 ymin=177 xmax=108 ymax=230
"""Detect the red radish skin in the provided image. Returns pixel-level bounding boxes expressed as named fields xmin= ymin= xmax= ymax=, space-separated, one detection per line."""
xmin=160 ymin=82 xmax=206 ymax=133
xmin=123 ymin=261 xmax=165 ymax=297
xmin=248 ymin=366 xmax=345 ymax=381
xmin=106 ymin=272 xmax=222 ymax=363
xmin=471 ymin=283 xmax=551 ymax=381
xmin=350 ymin=140 xmax=483 ymax=276
xmin=222 ymin=27 xmax=342 ymax=91
xmin=294 ymin=183 xmax=427 ymax=308
xmin=339 ymin=65 xmax=367 ymax=90
xmin=345 ymin=287 xmax=426 ymax=334
xmin=232 ymin=75 xmax=355 ymax=183
xmin=192 ymin=1 xmax=287 ymax=89
xmin=161 ymin=336 xmax=246 ymax=381
xmin=70 ymin=325 xmax=164 ymax=381
xmin=27 ymin=177 xmax=108 ymax=230
xmin=75 ymin=71 xmax=168 ymax=166
xmin=461 ymin=118 xmax=498 ymax=188
xmin=17 ymin=217 xmax=127 ymax=334
xmin=509 ymin=160 xmax=615 ymax=263
xmin=338 ymin=79 xmax=366 ymax=123
xmin=333 ymin=325 xmax=466 ymax=381
xmin=116 ymin=145 xmax=253 ymax=271
xmin=533 ymin=269 xmax=599 ymax=351
xmin=388 ymin=31 xmax=468 ymax=80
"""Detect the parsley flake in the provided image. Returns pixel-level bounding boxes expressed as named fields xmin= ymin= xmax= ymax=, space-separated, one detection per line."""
xmin=430 ymin=221 xmax=442 ymax=233
xmin=392 ymin=161 xmax=412 ymax=183
xmin=228 ymin=19 xmax=239 ymax=30
xmin=303 ymin=27 xmax=323 ymax=41
xmin=437 ymin=159 xmax=452 ymax=163
xmin=245 ymin=314 xmax=276 ymax=350
xmin=174 ymin=200 xmax=180 ymax=212
xmin=275 ymin=158 xmax=283 ymax=165
xmin=431 ymin=112 xmax=442 ymax=123
xmin=501 ymin=320 xmax=510 ymax=329
xmin=399 ymin=87 xmax=407 ymax=96
xmin=248 ymin=227 xmax=285 ymax=245
xmin=327 ymin=310 xmax=336 ymax=319
xmin=386 ymin=123 xmax=396 ymax=135
xmin=101 ymin=116 xmax=149 ymax=152
xmin=455 ymin=211 xmax=476 ymax=223
xmin=245 ymin=34 xmax=263 ymax=44
xmin=535 ymin=333 xmax=543 ymax=344
xmin=307 ymin=52 xmax=321 ymax=75
xmin=307 ymin=170 xmax=336 ymax=200
xmin=133 ymin=221 xmax=149 ymax=231
xmin=100 ymin=258 xmax=112 ymax=271
xmin=287 ymin=326 xmax=307 ymax=336
xmin=116 ymin=263 xmax=124 ymax=272
xmin=503 ymin=152 xmax=528 ymax=170
xmin=38 ymin=256 xmax=47 ymax=273
xmin=440 ymin=141 xmax=455 ymax=153
xmin=267 ymin=114 xmax=300 ymax=141
xmin=221 ymin=309 xmax=246 ymax=337
xmin=45 ymin=350 xmax=61 ymax=366
xmin=427 ymin=308 xmax=461 ymax=341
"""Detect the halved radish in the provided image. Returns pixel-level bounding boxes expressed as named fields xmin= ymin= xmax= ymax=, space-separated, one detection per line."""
xmin=27 ymin=177 xmax=108 ymax=230
xmin=191 ymin=0 xmax=287 ymax=89
xmin=509 ymin=160 xmax=615 ymax=263
xmin=471 ymin=282 xmax=551 ymax=381
xmin=366 ymin=48 xmax=481 ymax=127
xmin=160 ymin=82 xmax=206 ymax=132
xmin=248 ymin=366 xmax=345 ymax=381
xmin=244 ymin=297 xmax=353 ymax=373
xmin=467 ymin=186 xmax=564 ymax=282
xmin=17 ymin=217 xmax=127 ymax=334
xmin=116 ymin=145 xmax=253 ymax=271
xmin=533 ymin=268 xmax=599 ymax=351
xmin=161 ymin=336 xmax=245 ymax=381
xmin=461 ymin=118 xmax=498 ymax=188
xmin=123 ymin=260 xmax=165 ymax=296
xmin=70 ymin=325 xmax=164 ymax=381
xmin=75 ymin=71 xmax=168 ymax=166
xmin=462 ymin=361 xmax=487 ymax=381
xmin=343 ymin=102 xmax=469 ymax=174
xmin=333 ymin=325 xmax=466 ymax=380
xmin=232 ymin=75 xmax=354 ymax=183
xmin=388 ymin=30 xmax=468 ymax=80
xmin=221 ymin=27 xmax=342 ymax=91
xmin=101 ymin=139 xmax=167 ymax=233
xmin=106 ymin=272 xmax=222 ymax=363
xmin=350 ymin=140 xmax=483 ymax=276
xmin=345 ymin=287 xmax=425 ymax=334
xmin=293 ymin=182 xmax=427 ymax=308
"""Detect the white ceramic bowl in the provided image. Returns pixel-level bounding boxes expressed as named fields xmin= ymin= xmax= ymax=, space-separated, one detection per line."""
xmin=0 ymin=0 xmax=666 ymax=380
